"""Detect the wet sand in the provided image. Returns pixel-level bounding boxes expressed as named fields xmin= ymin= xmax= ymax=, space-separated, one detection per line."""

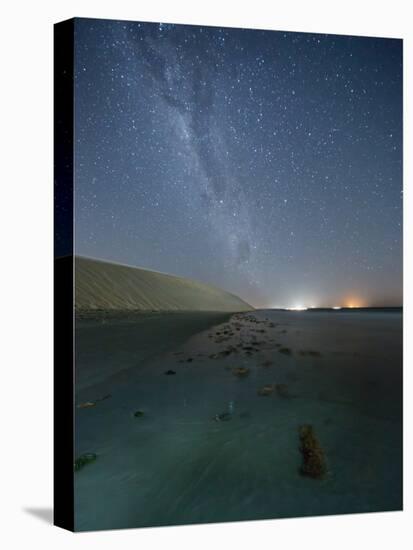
xmin=74 ymin=309 xmax=402 ymax=531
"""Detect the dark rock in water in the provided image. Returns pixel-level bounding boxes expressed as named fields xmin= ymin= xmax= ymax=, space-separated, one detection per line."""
xmin=213 ymin=412 xmax=232 ymax=422
xmin=134 ymin=410 xmax=144 ymax=417
xmin=298 ymin=424 xmax=327 ymax=479
xmin=164 ymin=369 xmax=176 ymax=375
xmin=186 ymin=358 xmax=193 ymax=362
xmin=74 ymin=453 xmax=97 ymax=472
xmin=279 ymin=347 xmax=292 ymax=355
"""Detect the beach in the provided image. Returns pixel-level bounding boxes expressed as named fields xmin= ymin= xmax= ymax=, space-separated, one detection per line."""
xmin=74 ymin=307 xmax=402 ymax=530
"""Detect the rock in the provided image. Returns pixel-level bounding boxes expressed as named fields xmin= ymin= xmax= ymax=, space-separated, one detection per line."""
xmin=74 ymin=453 xmax=97 ymax=471
xmin=298 ymin=424 xmax=327 ymax=479
xmin=134 ymin=410 xmax=144 ymax=417
xmin=164 ymin=369 xmax=176 ymax=375
xmin=279 ymin=347 xmax=292 ymax=355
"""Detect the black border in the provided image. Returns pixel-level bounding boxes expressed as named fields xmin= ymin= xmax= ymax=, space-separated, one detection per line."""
xmin=54 ymin=18 xmax=75 ymax=532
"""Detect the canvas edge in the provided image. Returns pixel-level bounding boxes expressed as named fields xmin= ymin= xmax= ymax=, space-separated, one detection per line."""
xmin=53 ymin=17 xmax=75 ymax=532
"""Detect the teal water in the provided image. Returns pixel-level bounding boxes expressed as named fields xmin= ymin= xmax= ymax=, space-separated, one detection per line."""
xmin=74 ymin=310 xmax=402 ymax=531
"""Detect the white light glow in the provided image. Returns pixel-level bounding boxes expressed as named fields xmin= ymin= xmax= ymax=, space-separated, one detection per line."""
xmin=285 ymin=305 xmax=308 ymax=311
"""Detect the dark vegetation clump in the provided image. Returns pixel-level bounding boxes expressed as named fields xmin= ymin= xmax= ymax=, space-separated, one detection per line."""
xmin=298 ymin=424 xmax=327 ymax=479
xmin=74 ymin=453 xmax=97 ymax=472
xmin=134 ymin=410 xmax=144 ymax=417
xmin=164 ymin=369 xmax=176 ymax=375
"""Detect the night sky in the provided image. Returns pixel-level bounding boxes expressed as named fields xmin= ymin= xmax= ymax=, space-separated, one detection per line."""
xmin=74 ymin=18 xmax=402 ymax=308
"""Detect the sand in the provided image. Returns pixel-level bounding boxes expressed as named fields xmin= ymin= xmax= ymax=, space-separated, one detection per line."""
xmin=74 ymin=308 xmax=402 ymax=530
xmin=75 ymin=256 xmax=252 ymax=312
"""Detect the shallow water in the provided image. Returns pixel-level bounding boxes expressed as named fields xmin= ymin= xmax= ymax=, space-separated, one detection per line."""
xmin=74 ymin=310 xmax=402 ymax=531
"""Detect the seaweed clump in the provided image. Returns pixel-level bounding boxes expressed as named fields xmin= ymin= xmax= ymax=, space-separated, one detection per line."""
xmin=258 ymin=384 xmax=276 ymax=396
xmin=74 ymin=453 xmax=97 ymax=472
xmin=232 ymin=367 xmax=250 ymax=378
xmin=298 ymin=425 xmax=327 ymax=479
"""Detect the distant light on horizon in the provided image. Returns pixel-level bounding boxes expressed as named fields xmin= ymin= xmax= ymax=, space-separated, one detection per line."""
xmin=346 ymin=301 xmax=362 ymax=309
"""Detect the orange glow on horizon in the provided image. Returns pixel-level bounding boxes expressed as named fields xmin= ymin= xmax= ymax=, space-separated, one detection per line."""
xmin=344 ymin=297 xmax=365 ymax=308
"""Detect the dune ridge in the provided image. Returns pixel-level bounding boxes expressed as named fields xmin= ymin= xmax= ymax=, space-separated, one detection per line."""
xmin=75 ymin=256 xmax=253 ymax=312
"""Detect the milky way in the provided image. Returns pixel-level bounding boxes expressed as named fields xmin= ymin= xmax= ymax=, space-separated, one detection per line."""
xmin=73 ymin=18 xmax=402 ymax=308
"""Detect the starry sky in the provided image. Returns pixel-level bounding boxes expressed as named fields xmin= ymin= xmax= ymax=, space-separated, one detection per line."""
xmin=73 ymin=18 xmax=402 ymax=308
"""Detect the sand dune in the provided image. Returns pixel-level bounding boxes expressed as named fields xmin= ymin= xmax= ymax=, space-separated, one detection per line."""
xmin=75 ymin=256 xmax=252 ymax=312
